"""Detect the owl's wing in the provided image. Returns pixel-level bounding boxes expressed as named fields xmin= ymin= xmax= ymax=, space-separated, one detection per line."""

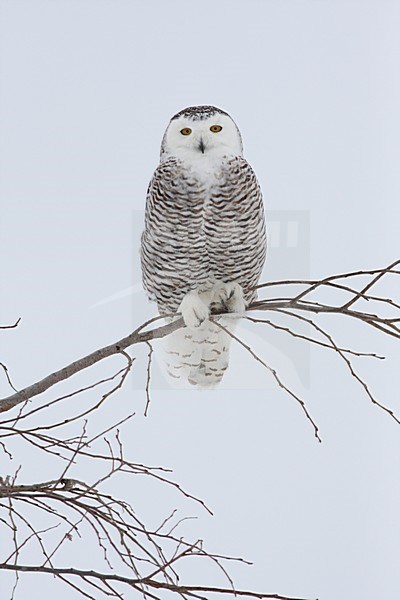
xmin=141 ymin=157 xmax=209 ymax=315
xmin=206 ymin=156 xmax=267 ymax=304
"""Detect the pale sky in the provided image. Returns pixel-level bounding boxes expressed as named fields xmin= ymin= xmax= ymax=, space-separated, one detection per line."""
xmin=1 ymin=1 xmax=400 ymax=599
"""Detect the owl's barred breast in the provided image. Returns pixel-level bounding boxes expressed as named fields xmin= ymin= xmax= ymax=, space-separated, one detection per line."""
xmin=141 ymin=155 xmax=266 ymax=315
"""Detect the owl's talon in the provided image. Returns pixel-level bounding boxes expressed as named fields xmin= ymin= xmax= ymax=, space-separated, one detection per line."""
xmin=178 ymin=292 xmax=210 ymax=330
xmin=211 ymin=282 xmax=246 ymax=315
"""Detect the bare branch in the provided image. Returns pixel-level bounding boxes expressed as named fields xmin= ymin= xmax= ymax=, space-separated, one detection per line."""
xmin=0 ymin=563 xmax=316 ymax=600
xmin=0 ymin=316 xmax=180 ymax=414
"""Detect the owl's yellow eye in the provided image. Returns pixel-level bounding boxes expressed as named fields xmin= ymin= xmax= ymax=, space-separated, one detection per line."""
xmin=210 ymin=125 xmax=222 ymax=133
xmin=180 ymin=128 xmax=192 ymax=136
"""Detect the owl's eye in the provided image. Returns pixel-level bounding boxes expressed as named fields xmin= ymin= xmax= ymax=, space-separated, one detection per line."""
xmin=210 ymin=125 xmax=223 ymax=133
xmin=180 ymin=128 xmax=192 ymax=136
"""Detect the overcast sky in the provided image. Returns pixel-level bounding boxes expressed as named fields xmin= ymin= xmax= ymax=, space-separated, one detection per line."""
xmin=1 ymin=1 xmax=400 ymax=599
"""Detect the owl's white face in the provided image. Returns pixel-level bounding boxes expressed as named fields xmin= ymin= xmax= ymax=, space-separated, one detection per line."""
xmin=161 ymin=107 xmax=243 ymax=163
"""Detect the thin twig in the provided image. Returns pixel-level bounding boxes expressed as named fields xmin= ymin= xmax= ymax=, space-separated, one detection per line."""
xmin=0 ymin=363 xmax=18 ymax=392
xmin=213 ymin=320 xmax=321 ymax=442
xmin=144 ymin=342 xmax=154 ymax=417
xmin=0 ymin=318 xmax=21 ymax=330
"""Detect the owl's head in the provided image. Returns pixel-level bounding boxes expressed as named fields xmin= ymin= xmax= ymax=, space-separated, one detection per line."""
xmin=160 ymin=105 xmax=243 ymax=162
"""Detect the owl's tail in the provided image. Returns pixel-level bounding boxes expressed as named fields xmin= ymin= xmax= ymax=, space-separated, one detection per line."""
xmin=164 ymin=317 xmax=235 ymax=388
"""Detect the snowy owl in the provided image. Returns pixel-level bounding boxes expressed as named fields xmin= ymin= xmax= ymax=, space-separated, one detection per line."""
xmin=141 ymin=105 xmax=266 ymax=386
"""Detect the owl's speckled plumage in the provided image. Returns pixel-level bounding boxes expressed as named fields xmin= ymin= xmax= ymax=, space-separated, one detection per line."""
xmin=141 ymin=105 xmax=267 ymax=385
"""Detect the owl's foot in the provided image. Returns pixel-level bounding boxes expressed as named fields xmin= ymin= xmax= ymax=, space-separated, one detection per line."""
xmin=178 ymin=291 xmax=210 ymax=330
xmin=210 ymin=282 xmax=246 ymax=315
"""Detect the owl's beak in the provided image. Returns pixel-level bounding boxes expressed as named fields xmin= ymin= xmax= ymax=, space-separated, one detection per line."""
xmin=198 ymin=138 xmax=206 ymax=154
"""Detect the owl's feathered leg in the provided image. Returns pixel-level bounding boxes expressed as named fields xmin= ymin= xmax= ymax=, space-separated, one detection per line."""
xmin=164 ymin=316 xmax=238 ymax=388
xmin=163 ymin=323 xmax=203 ymax=385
